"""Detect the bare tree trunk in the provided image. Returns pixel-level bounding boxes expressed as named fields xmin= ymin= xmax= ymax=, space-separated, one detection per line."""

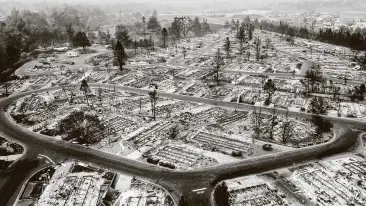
xmin=216 ymin=69 xmax=219 ymax=86
xmin=69 ymin=91 xmax=74 ymax=104
xmin=270 ymin=106 xmax=276 ymax=140
xmin=153 ymin=101 xmax=156 ymax=120
xmin=139 ymin=98 xmax=142 ymax=114
xmin=84 ymin=91 xmax=89 ymax=105
xmin=150 ymin=101 xmax=154 ymax=116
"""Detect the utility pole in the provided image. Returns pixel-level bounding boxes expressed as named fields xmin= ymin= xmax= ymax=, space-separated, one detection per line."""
xmin=139 ymin=97 xmax=142 ymax=114
xmin=344 ymin=74 xmax=348 ymax=85
xmin=270 ymin=105 xmax=276 ymax=140
xmin=337 ymin=95 xmax=341 ymax=117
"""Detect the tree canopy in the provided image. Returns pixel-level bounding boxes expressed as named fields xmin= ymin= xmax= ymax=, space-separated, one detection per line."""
xmin=58 ymin=111 xmax=106 ymax=144
xmin=311 ymin=115 xmax=333 ymax=139
xmin=72 ymin=31 xmax=91 ymax=49
xmin=161 ymin=27 xmax=168 ymax=48
xmin=147 ymin=16 xmax=161 ymax=32
xmin=258 ymin=19 xmax=366 ymax=53
xmin=0 ymin=6 xmax=109 ymax=79
xmin=114 ymin=41 xmax=128 ymax=71
xmin=214 ymin=182 xmax=230 ymax=206
xmin=80 ymin=79 xmax=90 ymax=94
xmin=115 ymin=24 xmax=132 ymax=48
xmin=309 ymin=96 xmax=329 ymax=115
xmin=169 ymin=16 xmax=210 ymax=39
xmin=305 ymin=64 xmax=324 ymax=93
xmin=223 ymin=37 xmax=231 ymax=57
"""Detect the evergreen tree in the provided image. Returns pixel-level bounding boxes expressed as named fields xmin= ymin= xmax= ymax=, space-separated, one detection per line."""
xmin=147 ymin=16 xmax=161 ymax=32
xmin=213 ymin=48 xmax=224 ymax=85
xmin=248 ymin=24 xmax=254 ymax=40
xmin=236 ymin=26 xmax=246 ymax=55
xmin=309 ymin=97 xmax=328 ymax=115
xmin=254 ymin=37 xmax=261 ymax=61
xmin=4 ymin=36 xmax=21 ymax=75
xmin=72 ymin=32 xmax=91 ymax=51
xmin=115 ymin=24 xmax=132 ymax=48
xmin=263 ymin=78 xmax=276 ymax=105
xmin=170 ymin=17 xmax=182 ymax=39
xmin=311 ymin=115 xmax=333 ymax=139
xmin=192 ymin=17 xmax=202 ymax=36
xmin=66 ymin=24 xmax=75 ymax=44
xmin=58 ymin=111 xmax=106 ymax=144
xmin=305 ymin=64 xmax=324 ymax=93
xmin=148 ymin=89 xmax=158 ymax=120
xmin=161 ymin=27 xmax=168 ymax=48
xmin=201 ymin=19 xmax=211 ymax=36
xmin=258 ymin=20 xmax=366 ymax=52
xmin=80 ymin=79 xmax=90 ymax=105
xmin=114 ymin=41 xmax=127 ymax=71
xmin=223 ymin=37 xmax=231 ymax=57
xmin=214 ymin=182 xmax=230 ymax=206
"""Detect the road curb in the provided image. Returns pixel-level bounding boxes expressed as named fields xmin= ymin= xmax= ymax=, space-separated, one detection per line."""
xmin=12 ymin=165 xmax=54 ymax=206
xmin=0 ymin=130 xmax=27 ymax=173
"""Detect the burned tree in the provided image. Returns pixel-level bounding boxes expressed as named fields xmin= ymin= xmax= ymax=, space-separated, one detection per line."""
xmin=254 ymin=37 xmax=261 ymax=61
xmin=97 ymin=87 xmax=103 ymax=106
xmin=148 ymin=89 xmax=158 ymax=120
xmin=305 ymin=64 xmax=324 ymax=94
xmin=161 ymin=27 xmax=168 ymax=48
xmin=114 ymin=41 xmax=128 ymax=71
xmin=309 ymin=96 xmax=328 ymax=115
xmin=311 ymin=115 xmax=333 ymax=140
xmin=214 ymin=182 xmax=230 ymax=206
xmin=223 ymin=37 xmax=231 ymax=57
xmin=80 ymin=79 xmax=91 ymax=105
xmin=263 ymin=78 xmax=276 ymax=106
xmin=213 ymin=48 xmax=224 ymax=86
xmin=252 ymin=100 xmax=263 ymax=139
xmin=182 ymin=46 xmax=187 ymax=59
xmin=282 ymin=109 xmax=294 ymax=144
xmin=58 ymin=111 xmax=106 ymax=144
xmin=269 ymin=105 xmax=276 ymax=140
xmin=236 ymin=26 xmax=246 ymax=55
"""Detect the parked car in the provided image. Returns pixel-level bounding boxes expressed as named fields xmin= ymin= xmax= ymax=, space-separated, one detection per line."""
xmin=262 ymin=144 xmax=273 ymax=151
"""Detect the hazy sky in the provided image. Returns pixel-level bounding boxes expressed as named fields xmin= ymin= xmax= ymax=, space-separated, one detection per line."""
xmin=0 ymin=0 xmax=278 ymax=11
xmin=0 ymin=0 xmax=283 ymax=5
xmin=1 ymin=0 xmax=337 ymax=13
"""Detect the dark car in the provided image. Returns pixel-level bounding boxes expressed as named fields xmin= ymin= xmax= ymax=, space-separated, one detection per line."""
xmin=262 ymin=144 xmax=273 ymax=151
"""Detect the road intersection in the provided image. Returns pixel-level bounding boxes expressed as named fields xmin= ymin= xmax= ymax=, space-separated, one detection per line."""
xmin=2 ymin=36 xmax=365 ymax=205
xmin=0 ymin=84 xmax=362 ymax=206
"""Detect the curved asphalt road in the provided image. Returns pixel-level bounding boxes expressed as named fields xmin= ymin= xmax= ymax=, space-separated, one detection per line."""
xmin=0 ymin=85 xmax=361 ymax=205
xmin=4 ymin=37 xmax=364 ymax=205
